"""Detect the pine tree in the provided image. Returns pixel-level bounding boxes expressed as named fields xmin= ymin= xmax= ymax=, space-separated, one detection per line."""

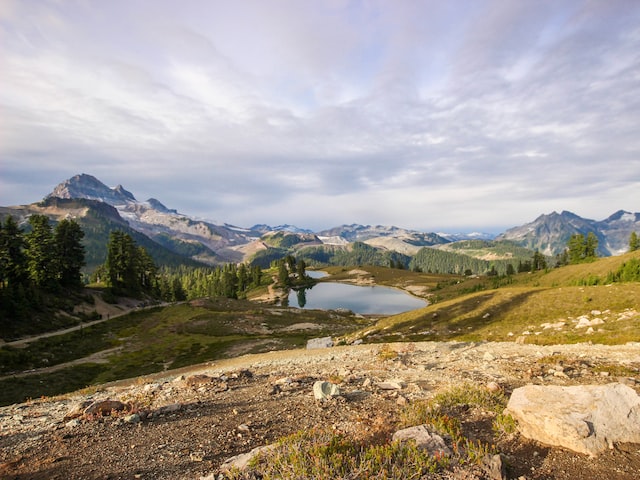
xmin=531 ymin=250 xmax=547 ymax=271
xmin=106 ymin=231 xmax=142 ymax=293
xmin=54 ymin=218 xmax=86 ymax=288
xmin=584 ymin=232 xmax=598 ymax=259
xmin=629 ymin=232 xmax=639 ymax=252
xmin=0 ymin=216 xmax=27 ymax=289
xmin=567 ymin=234 xmax=586 ymax=264
xmin=25 ymin=214 xmax=59 ymax=290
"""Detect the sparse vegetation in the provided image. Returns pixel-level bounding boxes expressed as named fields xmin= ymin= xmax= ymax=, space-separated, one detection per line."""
xmin=225 ymin=428 xmax=448 ymax=480
xmin=227 ymin=383 xmax=508 ymax=479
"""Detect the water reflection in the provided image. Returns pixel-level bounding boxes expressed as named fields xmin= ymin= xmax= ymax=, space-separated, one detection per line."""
xmin=289 ymin=281 xmax=426 ymax=315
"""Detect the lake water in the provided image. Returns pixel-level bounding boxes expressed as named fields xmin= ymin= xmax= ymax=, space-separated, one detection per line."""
xmin=288 ymin=278 xmax=427 ymax=315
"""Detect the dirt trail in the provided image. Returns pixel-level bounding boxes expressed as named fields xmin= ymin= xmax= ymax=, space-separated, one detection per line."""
xmin=3 ymin=295 xmax=167 ymax=348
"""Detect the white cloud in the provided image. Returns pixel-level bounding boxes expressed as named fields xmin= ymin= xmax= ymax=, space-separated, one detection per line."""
xmin=1 ymin=0 xmax=639 ymax=232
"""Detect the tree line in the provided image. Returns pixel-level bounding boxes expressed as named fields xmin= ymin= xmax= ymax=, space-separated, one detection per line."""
xmin=93 ymin=231 xmax=266 ymax=302
xmin=0 ymin=215 xmax=86 ymax=332
xmin=0 ymin=214 xmax=86 ymax=292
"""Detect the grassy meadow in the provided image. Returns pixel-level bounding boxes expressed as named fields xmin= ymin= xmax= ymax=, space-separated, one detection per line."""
xmin=1 ymin=250 xmax=638 ymax=405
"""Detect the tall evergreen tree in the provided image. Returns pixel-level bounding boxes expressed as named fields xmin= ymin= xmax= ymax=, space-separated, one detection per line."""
xmin=584 ymin=232 xmax=598 ymax=259
xmin=106 ymin=231 xmax=141 ymax=292
xmin=531 ymin=250 xmax=547 ymax=271
xmin=629 ymin=231 xmax=639 ymax=252
xmin=25 ymin=214 xmax=58 ymax=289
xmin=54 ymin=218 xmax=86 ymax=288
xmin=0 ymin=216 xmax=27 ymax=289
xmin=567 ymin=233 xmax=586 ymax=264
xmin=567 ymin=232 xmax=598 ymax=264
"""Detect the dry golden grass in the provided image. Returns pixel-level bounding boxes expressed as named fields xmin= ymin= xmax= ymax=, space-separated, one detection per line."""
xmin=348 ymin=251 xmax=640 ymax=346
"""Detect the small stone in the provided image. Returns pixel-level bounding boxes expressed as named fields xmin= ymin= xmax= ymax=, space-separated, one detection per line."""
xmin=483 ymin=351 xmax=496 ymax=362
xmin=486 ymin=381 xmax=501 ymax=393
xmin=307 ymin=337 xmax=334 ymax=349
xmin=362 ymin=378 xmax=372 ymax=388
xmin=186 ymin=374 xmax=214 ymax=386
xmin=190 ymin=451 xmax=205 ymax=462
xmin=392 ymin=425 xmax=451 ymax=456
xmin=482 ymin=453 xmax=507 ymax=480
xmin=157 ymin=403 xmax=182 ymax=414
xmin=377 ymin=379 xmax=405 ymax=390
xmin=84 ymin=400 xmax=128 ymax=416
xmin=218 ymin=444 xmax=277 ymax=473
xmin=275 ymin=377 xmax=294 ymax=385
xmin=124 ymin=413 xmax=140 ymax=424
xmin=65 ymin=419 xmax=82 ymax=428
xmin=64 ymin=400 xmax=93 ymax=420
xmin=313 ymin=381 xmax=341 ymax=400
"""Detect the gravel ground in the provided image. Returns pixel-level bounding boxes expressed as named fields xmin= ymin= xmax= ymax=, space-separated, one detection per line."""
xmin=1 ymin=341 xmax=639 ymax=480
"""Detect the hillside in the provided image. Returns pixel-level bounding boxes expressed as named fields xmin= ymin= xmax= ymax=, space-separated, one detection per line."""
xmin=497 ymin=210 xmax=640 ymax=257
xmin=1 ymin=197 xmax=205 ymax=272
xmin=348 ymin=250 xmax=640 ymax=346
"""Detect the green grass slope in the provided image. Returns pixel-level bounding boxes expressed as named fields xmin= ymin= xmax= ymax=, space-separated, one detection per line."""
xmin=346 ymin=250 xmax=640 ymax=346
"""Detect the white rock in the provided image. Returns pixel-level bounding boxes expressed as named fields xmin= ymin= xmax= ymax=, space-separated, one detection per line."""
xmin=313 ymin=381 xmax=340 ymax=400
xmin=217 ymin=444 xmax=277 ymax=474
xmin=377 ymin=379 xmax=406 ymax=390
xmin=505 ymin=383 xmax=640 ymax=456
xmin=65 ymin=419 xmax=82 ymax=428
xmin=392 ymin=425 xmax=451 ymax=456
xmin=306 ymin=337 xmax=334 ymax=349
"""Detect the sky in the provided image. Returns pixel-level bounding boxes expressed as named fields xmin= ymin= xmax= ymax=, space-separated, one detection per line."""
xmin=1 ymin=0 xmax=639 ymax=233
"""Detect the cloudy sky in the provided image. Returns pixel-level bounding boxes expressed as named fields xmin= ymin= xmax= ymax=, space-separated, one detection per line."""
xmin=1 ymin=0 xmax=639 ymax=233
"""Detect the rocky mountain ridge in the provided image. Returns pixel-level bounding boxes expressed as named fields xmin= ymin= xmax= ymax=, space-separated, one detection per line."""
xmin=2 ymin=174 xmax=636 ymax=265
xmin=497 ymin=210 xmax=640 ymax=257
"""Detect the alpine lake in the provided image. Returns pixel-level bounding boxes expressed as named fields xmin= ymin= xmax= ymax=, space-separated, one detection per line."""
xmin=287 ymin=271 xmax=427 ymax=315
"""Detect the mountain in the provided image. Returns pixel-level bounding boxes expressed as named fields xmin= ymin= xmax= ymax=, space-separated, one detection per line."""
xmin=42 ymin=175 xmax=458 ymax=265
xmin=318 ymin=224 xmax=450 ymax=246
xmin=0 ymin=196 xmax=205 ymax=272
xmin=3 ymin=174 xmax=636 ymax=271
xmin=45 ymin=174 xmax=259 ymax=264
xmin=250 ymin=224 xmax=315 ymax=235
xmin=497 ymin=210 xmax=640 ymax=257
xmin=595 ymin=210 xmax=640 ymax=256
xmin=438 ymin=232 xmax=497 ymax=242
xmin=49 ymin=173 xmax=136 ymax=205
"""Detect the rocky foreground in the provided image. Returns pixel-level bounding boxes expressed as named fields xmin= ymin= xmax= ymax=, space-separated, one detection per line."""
xmin=1 ymin=340 xmax=639 ymax=480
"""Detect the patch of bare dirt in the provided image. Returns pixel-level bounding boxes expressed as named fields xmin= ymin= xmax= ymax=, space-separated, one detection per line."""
xmin=1 ymin=341 xmax=639 ymax=480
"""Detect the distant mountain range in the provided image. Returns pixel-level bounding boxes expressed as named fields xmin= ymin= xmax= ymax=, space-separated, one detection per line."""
xmin=497 ymin=210 xmax=640 ymax=257
xmin=1 ymin=174 xmax=638 ymax=271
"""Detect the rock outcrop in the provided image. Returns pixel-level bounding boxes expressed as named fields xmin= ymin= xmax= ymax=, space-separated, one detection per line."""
xmin=505 ymin=382 xmax=640 ymax=456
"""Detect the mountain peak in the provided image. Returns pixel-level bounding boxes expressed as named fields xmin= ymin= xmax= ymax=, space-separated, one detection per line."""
xmin=47 ymin=173 xmax=136 ymax=205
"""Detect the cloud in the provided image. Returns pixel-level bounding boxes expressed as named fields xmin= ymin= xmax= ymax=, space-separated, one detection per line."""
xmin=1 ymin=0 xmax=639 ymax=232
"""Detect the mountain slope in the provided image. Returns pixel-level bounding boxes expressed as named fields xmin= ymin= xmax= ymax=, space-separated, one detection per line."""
xmin=0 ymin=197 xmax=205 ymax=272
xmin=497 ymin=210 xmax=639 ymax=257
xmin=46 ymin=174 xmax=257 ymax=264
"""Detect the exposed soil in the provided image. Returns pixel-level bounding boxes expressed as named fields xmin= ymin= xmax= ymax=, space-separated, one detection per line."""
xmin=1 ymin=341 xmax=639 ymax=480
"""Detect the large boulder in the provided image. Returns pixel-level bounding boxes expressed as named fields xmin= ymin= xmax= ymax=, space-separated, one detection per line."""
xmin=505 ymin=383 xmax=640 ymax=456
